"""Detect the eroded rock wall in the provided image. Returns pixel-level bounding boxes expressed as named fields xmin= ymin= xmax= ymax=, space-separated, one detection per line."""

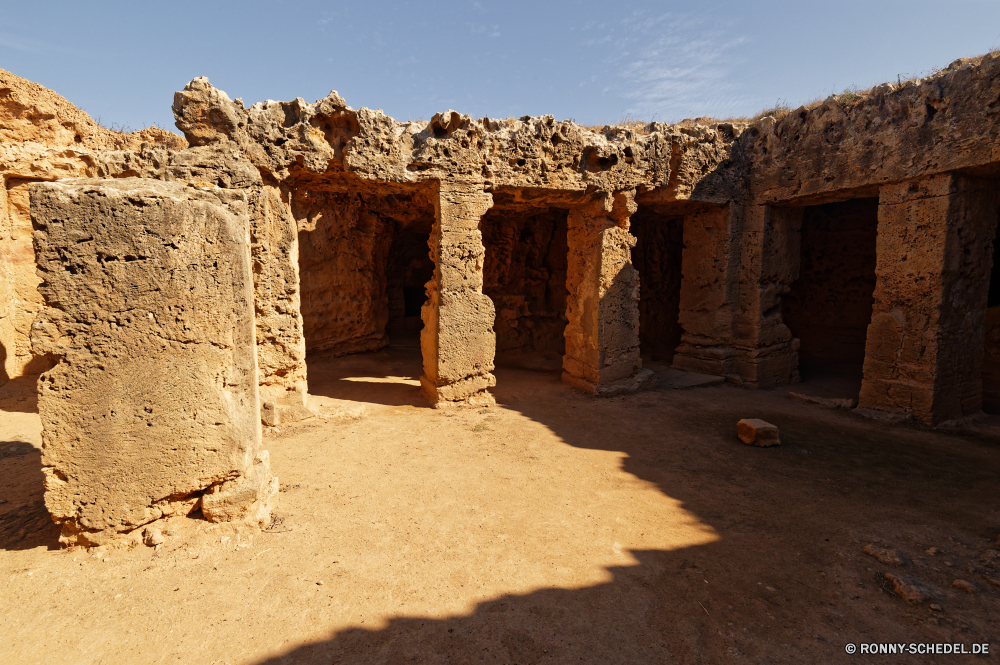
xmin=294 ymin=190 xmax=394 ymax=356
xmin=859 ymin=175 xmax=998 ymax=424
xmin=481 ymin=206 xmax=568 ymax=357
xmin=30 ymin=178 xmax=276 ymax=546
xmin=741 ymin=54 xmax=1000 ymax=205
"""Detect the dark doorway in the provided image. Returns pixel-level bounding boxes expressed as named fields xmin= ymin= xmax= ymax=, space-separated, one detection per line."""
xmin=631 ymin=210 xmax=684 ymax=364
xmin=385 ymin=224 xmax=434 ymax=341
xmin=783 ymin=198 xmax=879 ymax=398
xmin=982 ymin=216 xmax=1000 ymax=414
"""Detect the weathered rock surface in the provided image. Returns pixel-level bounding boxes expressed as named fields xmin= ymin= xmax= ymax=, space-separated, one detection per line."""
xmin=420 ymin=181 xmax=498 ymax=406
xmin=30 ymin=178 xmax=275 ymax=546
xmin=741 ymin=54 xmax=1000 ymax=205
xmin=883 ymin=573 xmax=938 ymax=605
xmin=862 ymin=544 xmax=903 ymax=565
xmin=6 ymin=50 xmax=1000 ymax=423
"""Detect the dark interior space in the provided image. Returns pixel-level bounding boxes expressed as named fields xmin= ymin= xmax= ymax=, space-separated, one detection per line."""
xmin=385 ymin=223 xmax=434 ymax=339
xmin=292 ymin=179 xmax=435 ymax=358
xmin=480 ymin=206 xmax=569 ymax=370
xmin=631 ymin=209 xmax=684 ymax=363
xmin=982 ymin=215 xmax=1000 ymax=414
xmin=782 ymin=198 xmax=879 ymax=397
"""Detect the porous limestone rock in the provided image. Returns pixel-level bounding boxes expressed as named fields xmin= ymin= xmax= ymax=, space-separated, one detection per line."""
xmin=742 ymin=53 xmax=1000 ymax=205
xmin=30 ymin=178 xmax=276 ymax=546
xmin=858 ymin=175 xmax=998 ymax=425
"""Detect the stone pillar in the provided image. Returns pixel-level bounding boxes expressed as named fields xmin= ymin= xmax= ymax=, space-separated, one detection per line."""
xmin=673 ymin=203 xmax=743 ymax=377
xmin=731 ymin=204 xmax=802 ymax=388
xmin=248 ymin=185 xmax=311 ymax=425
xmin=859 ymin=174 xmax=998 ymax=425
xmin=562 ymin=190 xmax=655 ymax=395
xmin=420 ymin=180 xmax=497 ymax=406
xmin=30 ymin=178 xmax=277 ymax=547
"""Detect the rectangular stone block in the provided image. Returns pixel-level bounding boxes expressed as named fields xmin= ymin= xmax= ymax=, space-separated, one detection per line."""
xmin=30 ymin=178 xmax=277 ymax=546
xmin=737 ymin=418 xmax=780 ymax=447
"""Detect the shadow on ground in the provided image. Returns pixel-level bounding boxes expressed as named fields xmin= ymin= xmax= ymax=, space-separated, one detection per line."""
xmin=0 ymin=374 xmax=58 ymax=551
xmin=255 ymin=349 xmax=1000 ymax=664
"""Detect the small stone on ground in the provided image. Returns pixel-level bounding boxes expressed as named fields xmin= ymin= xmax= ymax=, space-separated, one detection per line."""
xmin=737 ymin=419 xmax=780 ymax=447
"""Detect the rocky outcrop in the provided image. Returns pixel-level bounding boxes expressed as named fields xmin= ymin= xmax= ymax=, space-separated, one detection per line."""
xmin=741 ymin=53 xmax=1000 ymax=204
xmin=0 ymin=68 xmax=186 ymax=384
xmin=170 ymin=76 xmax=741 ymax=198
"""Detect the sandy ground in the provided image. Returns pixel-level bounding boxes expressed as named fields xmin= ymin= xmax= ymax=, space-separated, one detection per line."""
xmin=2 ymin=342 xmax=1000 ymax=664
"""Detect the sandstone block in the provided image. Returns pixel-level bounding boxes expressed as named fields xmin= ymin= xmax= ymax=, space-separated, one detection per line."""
xmin=736 ymin=419 xmax=780 ymax=447
xmin=30 ymin=178 xmax=276 ymax=546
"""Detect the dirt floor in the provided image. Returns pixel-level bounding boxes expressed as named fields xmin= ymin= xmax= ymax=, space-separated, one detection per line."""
xmin=2 ymin=339 xmax=1000 ymax=664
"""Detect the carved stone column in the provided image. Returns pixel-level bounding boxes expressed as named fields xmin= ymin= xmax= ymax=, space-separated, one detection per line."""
xmin=672 ymin=203 xmax=743 ymax=377
xmin=420 ymin=180 xmax=497 ymax=406
xmin=729 ymin=204 xmax=802 ymax=388
xmin=562 ymin=190 xmax=655 ymax=395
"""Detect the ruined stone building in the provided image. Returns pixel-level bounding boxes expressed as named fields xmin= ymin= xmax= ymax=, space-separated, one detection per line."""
xmin=1 ymin=53 xmax=998 ymax=545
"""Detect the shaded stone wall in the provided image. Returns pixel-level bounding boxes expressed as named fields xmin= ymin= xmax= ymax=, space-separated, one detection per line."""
xmin=30 ymin=179 xmax=275 ymax=546
xmin=983 ymin=307 xmax=1000 ymax=414
xmin=732 ymin=205 xmax=802 ymax=388
xmin=294 ymin=190 xmax=394 ymax=356
xmin=782 ymin=199 xmax=878 ymax=364
xmin=859 ymin=175 xmax=998 ymax=424
xmin=631 ymin=211 xmax=684 ymax=363
xmin=672 ymin=204 xmax=743 ymax=377
xmin=481 ymin=207 xmax=568 ymax=357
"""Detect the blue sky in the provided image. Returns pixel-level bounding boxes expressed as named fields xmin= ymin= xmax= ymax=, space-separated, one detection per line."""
xmin=2 ymin=1 xmax=998 ymax=131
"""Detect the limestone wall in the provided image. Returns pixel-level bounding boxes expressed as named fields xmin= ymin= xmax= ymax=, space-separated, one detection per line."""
xmin=4 ymin=50 xmax=999 ymax=422
xmin=294 ymin=190 xmax=394 ymax=355
xmin=859 ymin=175 xmax=998 ymax=424
xmin=481 ymin=207 xmax=568 ymax=357
xmin=741 ymin=54 xmax=1000 ymax=205
xmin=30 ymin=178 xmax=276 ymax=546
